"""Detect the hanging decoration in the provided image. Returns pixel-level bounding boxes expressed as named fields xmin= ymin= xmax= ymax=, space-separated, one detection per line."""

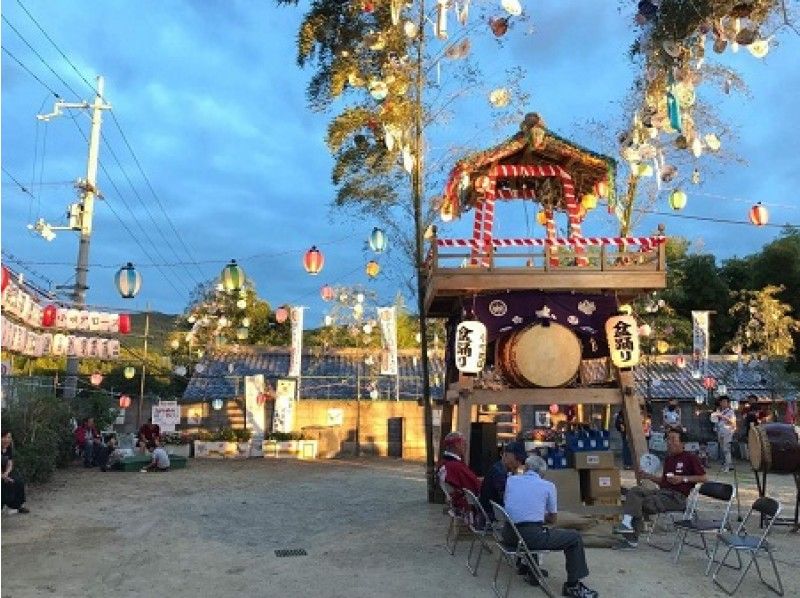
xmin=1 ymin=266 xmax=9 ymax=293
xmin=548 ymin=404 xmax=560 ymax=415
xmin=749 ymin=202 xmax=768 ymax=226
xmin=656 ymin=339 xmax=669 ymax=354
xmin=454 ymin=319 xmax=487 ymax=374
xmin=403 ymin=20 xmax=418 ymax=38
xmin=90 ymin=372 xmax=104 ymax=386
xmin=501 ymin=0 xmax=522 ymax=17
xmin=638 ymin=324 xmax=652 ymax=337
xmin=275 ymin=306 xmax=289 ymax=324
xmin=174 ymin=365 xmax=187 ymax=376
xmin=691 ymin=169 xmax=701 ymax=185
xmin=674 ymin=355 xmax=687 ymax=369
xmin=489 ymin=88 xmax=510 ymax=108
xmin=440 ymin=199 xmax=455 ymax=222
xmin=489 ymin=17 xmax=509 ymax=37
xmin=668 ymin=189 xmax=687 ymax=211
xmin=666 ymin=88 xmax=682 ymax=133
xmin=221 ymin=259 xmax=245 ymax=292
xmin=581 ymin=193 xmax=598 ymax=210
xmin=237 ymin=327 xmax=249 ymax=340
xmin=368 ymin=79 xmax=388 ymax=101
xmin=321 ymin=284 xmax=335 ymax=301
xmin=41 ymin=304 xmax=57 ymax=327
xmin=114 ymin=263 xmax=142 ymax=299
xmin=536 ymin=211 xmax=548 ymax=226
xmin=303 ymin=246 xmax=325 ymax=275
xmin=702 ymin=375 xmax=717 ymax=390
xmin=435 ymin=0 xmax=448 ymax=39
xmin=119 ymin=394 xmax=132 ymax=409
xmin=369 ymin=227 xmax=388 ymax=253
xmin=605 ymin=314 xmax=640 ymax=368
xmin=365 ymin=260 xmax=381 ymax=278
xmin=124 ymin=366 xmax=136 ymax=379
xmin=212 ymin=398 xmax=224 ymax=411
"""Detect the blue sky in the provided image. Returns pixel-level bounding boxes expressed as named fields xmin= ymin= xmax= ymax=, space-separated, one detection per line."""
xmin=2 ymin=1 xmax=799 ymax=324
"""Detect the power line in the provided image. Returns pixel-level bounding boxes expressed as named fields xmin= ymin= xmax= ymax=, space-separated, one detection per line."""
xmin=1 ymin=166 xmax=37 ymax=201
xmin=1 ymin=44 xmax=60 ymax=97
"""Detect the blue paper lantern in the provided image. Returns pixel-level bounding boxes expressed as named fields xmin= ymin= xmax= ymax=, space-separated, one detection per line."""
xmin=114 ymin=263 xmax=142 ymax=299
xmin=368 ymin=227 xmax=388 ymax=253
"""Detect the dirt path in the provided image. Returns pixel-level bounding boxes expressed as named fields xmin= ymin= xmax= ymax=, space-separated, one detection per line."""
xmin=2 ymin=458 xmax=798 ymax=598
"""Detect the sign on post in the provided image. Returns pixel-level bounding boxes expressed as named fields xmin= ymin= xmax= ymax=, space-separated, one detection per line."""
xmin=152 ymin=400 xmax=181 ymax=433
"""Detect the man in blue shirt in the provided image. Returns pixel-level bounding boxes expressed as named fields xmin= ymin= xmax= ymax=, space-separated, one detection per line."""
xmin=479 ymin=441 xmax=526 ymax=518
xmin=503 ymin=455 xmax=598 ymax=598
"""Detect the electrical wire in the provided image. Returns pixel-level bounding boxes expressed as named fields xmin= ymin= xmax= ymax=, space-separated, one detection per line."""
xmin=0 ymin=44 xmax=60 ymax=98
xmin=1 ymin=166 xmax=37 ymax=201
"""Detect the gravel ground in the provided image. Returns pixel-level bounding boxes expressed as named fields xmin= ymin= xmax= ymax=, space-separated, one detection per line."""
xmin=1 ymin=458 xmax=798 ymax=598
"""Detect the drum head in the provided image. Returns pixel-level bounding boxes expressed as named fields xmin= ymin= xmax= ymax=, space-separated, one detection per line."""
xmin=510 ymin=322 xmax=582 ymax=388
xmin=748 ymin=425 xmax=770 ymax=472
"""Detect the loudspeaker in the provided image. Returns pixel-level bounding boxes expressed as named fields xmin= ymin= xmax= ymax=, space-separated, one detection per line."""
xmin=470 ymin=422 xmax=498 ymax=476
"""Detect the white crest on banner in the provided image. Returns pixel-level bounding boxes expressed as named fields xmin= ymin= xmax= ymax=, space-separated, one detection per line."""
xmin=288 ymin=307 xmax=304 ymax=378
xmin=273 ymin=378 xmax=296 ymax=433
xmin=377 ymin=306 xmax=399 ymax=376
xmin=692 ymin=311 xmax=710 ymax=375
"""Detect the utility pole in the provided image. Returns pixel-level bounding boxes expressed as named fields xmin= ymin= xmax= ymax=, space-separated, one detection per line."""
xmin=138 ymin=305 xmax=150 ymax=428
xmin=40 ymin=76 xmax=111 ymax=399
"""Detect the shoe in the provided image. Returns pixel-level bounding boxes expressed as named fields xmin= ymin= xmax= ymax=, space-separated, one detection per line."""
xmin=562 ymin=581 xmax=599 ymax=597
xmin=17 ymin=507 xmax=30 ymax=514
xmin=4 ymin=508 xmax=19 ymax=514
xmin=612 ymin=538 xmax=638 ymax=551
xmin=612 ymin=524 xmax=637 ymax=537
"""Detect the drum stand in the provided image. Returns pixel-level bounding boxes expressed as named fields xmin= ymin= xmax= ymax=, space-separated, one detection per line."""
xmin=752 ymin=469 xmax=800 ymax=530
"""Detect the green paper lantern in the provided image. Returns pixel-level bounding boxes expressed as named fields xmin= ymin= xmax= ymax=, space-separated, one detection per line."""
xmin=669 ymin=189 xmax=687 ymax=211
xmin=221 ymin=259 xmax=245 ymax=292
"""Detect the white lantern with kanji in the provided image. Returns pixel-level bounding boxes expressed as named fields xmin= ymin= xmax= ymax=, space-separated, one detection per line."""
xmin=605 ymin=314 xmax=641 ymax=368
xmin=454 ymin=320 xmax=488 ymax=374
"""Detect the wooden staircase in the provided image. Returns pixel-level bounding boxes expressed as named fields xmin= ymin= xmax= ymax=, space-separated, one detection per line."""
xmin=478 ymin=404 xmax=520 ymax=443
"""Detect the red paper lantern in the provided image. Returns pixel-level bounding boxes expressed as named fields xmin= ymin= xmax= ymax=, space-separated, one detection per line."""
xmin=1 ymin=266 xmax=9 ymax=292
xmin=549 ymin=403 xmax=560 ymax=415
xmin=256 ymin=392 xmax=269 ymax=406
xmin=702 ymin=376 xmax=717 ymax=390
xmin=674 ymin=355 xmax=687 ymax=369
xmin=118 ymin=314 xmax=132 ymax=334
xmin=320 ymin=284 xmax=334 ymax=301
xmin=42 ymin=304 xmax=58 ymax=327
xmin=119 ymin=394 xmax=132 ymax=409
xmin=90 ymin=372 xmax=104 ymax=386
xmin=275 ymin=306 xmax=289 ymax=324
xmin=749 ymin=202 xmax=768 ymax=226
xmin=303 ymin=246 xmax=325 ymax=275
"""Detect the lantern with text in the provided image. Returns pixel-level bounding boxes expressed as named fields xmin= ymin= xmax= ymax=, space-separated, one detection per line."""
xmin=212 ymin=398 xmax=224 ymax=411
xmin=221 ymin=259 xmax=245 ymax=291
xmin=320 ymin=284 xmax=334 ymax=301
xmin=118 ymin=314 xmax=132 ymax=334
xmin=303 ymin=246 xmax=325 ymax=275
xmin=119 ymin=394 xmax=132 ymax=409
xmin=124 ymin=366 xmax=136 ymax=379
xmin=454 ymin=320 xmax=487 ymax=374
xmin=275 ymin=306 xmax=289 ymax=324
xmin=368 ymin=227 xmax=387 ymax=253
xmin=90 ymin=372 xmax=104 ymax=386
xmin=2 ymin=266 xmax=9 ymax=292
xmin=605 ymin=315 xmax=640 ymax=368
xmin=42 ymin=304 xmax=58 ymax=327
xmin=114 ymin=263 xmax=142 ymax=299
xmin=749 ymin=202 xmax=768 ymax=226
xmin=365 ymin=260 xmax=380 ymax=278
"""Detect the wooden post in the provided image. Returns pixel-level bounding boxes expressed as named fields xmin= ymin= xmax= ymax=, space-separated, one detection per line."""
xmin=457 ymin=392 xmax=473 ymax=465
xmin=600 ymin=244 xmax=606 ymax=271
xmin=657 ymin=223 xmax=666 ymax=271
xmin=617 ymin=369 xmax=646 ymax=479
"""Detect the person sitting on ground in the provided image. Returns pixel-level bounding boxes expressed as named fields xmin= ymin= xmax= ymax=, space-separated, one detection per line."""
xmin=2 ymin=431 xmax=30 ymax=514
xmin=479 ymin=441 xmax=526 ymax=519
xmin=503 ymin=455 xmax=598 ymax=598
xmin=96 ymin=435 xmax=123 ymax=472
xmin=613 ymin=428 xmax=706 ymax=549
xmin=138 ymin=418 xmax=161 ymax=445
xmin=141 ymin=437 xmax=170 ymax=472
xmin=436 ymin=431 xmax=480 ymax=514
xmin=75 ymin=417 xmax=101 ymax=467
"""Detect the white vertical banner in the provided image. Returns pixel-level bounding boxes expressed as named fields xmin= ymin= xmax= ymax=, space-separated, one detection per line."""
xmin=692 ymin=310 xmax=710 ymax=375
xmin=245 ymin=374 xmax=267 ymax=438
xmin=273 ymin=378 xmax=296 ymax=433
xmin=288 ymin=306 xmax=304 ymax=378
xmin=378 ymin=306 xmax=398 ymax=376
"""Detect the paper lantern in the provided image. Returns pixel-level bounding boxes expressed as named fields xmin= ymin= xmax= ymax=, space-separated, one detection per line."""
xmin=702 ymin=376 xmax=717 ymax=390
xmin=37 ymin=333 xmax=52 ymax=356
xmin=549 ymin=404 xmax=560 ymax=415
xmin=78 ymin=310 xmax=91 ymax=331
xmin=669 ymin=189 xmax=687 ymax=211
xmin=581 ymin=193 xmax=598 ymax=210
xmin=170 ymin=339 xmax=180 ymax=349
xmin=90 ymin=372 xmax=104 ymax=386
xmin=656 ymin=339 xmax=669 ymax=354
xmin=749 ymin=202 xmax=768 ymax=226
xmin=89 ymin=311 xmax=102 ymax=332
xmin=124 ymin=366 xmax=136 ymax=379
xmin=51 ymin=333 xmax=68 ymax=356
xmin=257 ymin=392 xmax=269 ymax=406
xmin=117 ymin=314 xmax=132 ymax=335
xmin=440 ymin=200 xmax=454 ymax=222
xmin=356 ymin=293 xmax=365 ymax=304
xmin=454 ymin=320 xmax=487 ymax=374
xmin=42 ymin=304 xmax=58 ymax=327
xmin=236 ymin=327 xmax=249 ymax=340
xmin=536 ymin=211 xmax=548 ymax=226
xmin=115 ymin=263 xmax=142 ymax=299
xmin=236 ymin=299 xmax=247 ymax=309
xmin=241 ymin=317 xmax=250 ymax=327
xmin=303 ymin=246 xmax=325 ymax=275
xmin=605 ymin=314 xmax=641 ymax=368
xmin=65 ymin=308 xmax=80 ymax=330
xmin=594 ymin=180 xmax=609 ymax=198
xmin=174 ymin=365 xmax=187 ymax=376
xmin=638 ymin=324 xmax=652 ymax=337
xmin=195 ymin=363 xmax=206 ymax=373
xmin=119 ymin=394 xmax=132 ymax=409
xmin=324 ymin=315 xmax=334 ymax=327
xmin=275 ymin=307 xmax=289 ymax=324
xmin=221 ymin=259 xmax=245 ymax=291
xmin=366 ymin=260 xmax=380 ymax=278
xmin=674 ymin=355 xmax=687 ymax=369
xmin=1 ymin=266 xmax=9 ymax=292
xmin=321 ymin=284 xmax=334 ymax=301
xmin=212 ymin=398 xmax=224 ymax=411
xmin=369 ymin=227 xmax=387 ymax=253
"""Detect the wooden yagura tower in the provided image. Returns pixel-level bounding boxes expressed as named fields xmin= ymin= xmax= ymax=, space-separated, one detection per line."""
xmin=426 ymin=113 xmax=668 ymax=504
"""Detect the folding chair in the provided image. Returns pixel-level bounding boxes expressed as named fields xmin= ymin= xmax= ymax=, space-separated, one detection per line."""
xmin=463 ymin=489 xmax=493 ymax=576
xmin=440 ymin=479 xmax=468 ymax=555
xmin=645 ymin=484 xmax=699 ymax=552
xmin=671 ymin=481 xmax=736 ymax=574
xmin=489 ymin=501 xmax=554 ymax=598
xmin=711 ymin=497 xmax=784 ymax=596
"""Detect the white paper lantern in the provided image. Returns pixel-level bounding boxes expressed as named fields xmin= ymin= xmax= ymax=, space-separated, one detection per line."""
xmin=89 ymin=311 xmax=102 ymax=332
xmin=24 ymin=332 xmax=38 ymax=356
xmin=369 ymin=388 xmax=379 ymax=400
xmin=107 ymin=339 xmax=121 ymax=360
xmin=19 ymin=292 xmax=32 ymax=322
xmin=12 ymin=326 xmax=27 ymax=352
xmin=55 ymin=308 xmax=68 ymax=329
xmin=212 ymin=398 xmax=224 ymax=411
xmin=98 ymin=338 xmax=109 ymax=360
xmin=605 ymin=315 xmax=641 ymax=368
xmin=52 ymin=333 xmax=68 ymax=356
xmin=65 ymin=309 xmax=80 ymax=330
xmin=174 ymin=365 xmax=187 ymax=376
xmin=29 ymin=303 xmax=43 ymax=329
xmin=36 ymin=333 xmax=52 ymax=357
xmin=78 ymin=310 xmax=91 ymax=331
xmin=454 ymin=320 xmax=487 ymax=374
xmin=87 ymin=337 xmax=100 ymax=358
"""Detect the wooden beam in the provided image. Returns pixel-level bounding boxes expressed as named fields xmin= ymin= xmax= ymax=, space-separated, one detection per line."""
xmin=453 ymin=387 xmax=622 ymax=406
xmin=431 ymin=270 xmax=666 ymax=292
xmin=617 ymin=369 xmax=647 ymax=480
xmin=456 ymin=393 xmax=473 ymax=466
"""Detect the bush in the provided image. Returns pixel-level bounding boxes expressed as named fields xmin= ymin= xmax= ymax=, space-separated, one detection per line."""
xmin=267 ymin=431 xmax=306 ymax=441
xmin=234 ymin=428 xmax=252 ymax=442
xmin=1 ymin=388 xmax=74 ymax=483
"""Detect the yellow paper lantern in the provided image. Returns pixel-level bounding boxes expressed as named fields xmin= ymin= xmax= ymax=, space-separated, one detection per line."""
xmin=536 ymin=211 xmax=548 ymax=226
xmin=581 ymin=193 xmax=598 ymax=210
xmin=605 ymin=314 xmax=640 ymax=368
xmin=656 ymin=339 xmax=670 ymax=354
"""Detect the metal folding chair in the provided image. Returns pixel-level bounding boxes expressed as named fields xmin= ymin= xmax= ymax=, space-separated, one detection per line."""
xmin=671 ymin=481 xmax=736 ymax=574
xmin=711 ymin=497 xmax=784 ymax=596
xmin=645 ymin=484 xmax=698 ymax=552
xmin=440 ymin=479 xmax=468 ymax=556
xmin=463 ymin=489 xmax=493 ymax=576
xmin=489 ymin=501 xmax=554 ymax=598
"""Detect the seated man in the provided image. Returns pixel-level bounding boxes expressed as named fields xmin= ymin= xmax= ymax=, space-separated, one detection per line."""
xmin=96 ymin=436 xmax=123 ymax=472
xmin=436 ymin=431 xmax=480 ymax=514
xmin=479 ymin=441 xmax=526 ymax=519
xmin=141 ymin=437 xmax=170 ymax=473
xmin=613 ymin=428 xmax=706 ymax=549
xmin=504 ymin=455 xmax=598 ymax=598
xmin=75 ymin=417 xmax=102 ymax=467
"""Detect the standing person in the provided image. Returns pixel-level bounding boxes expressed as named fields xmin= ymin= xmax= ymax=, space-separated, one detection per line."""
xmin=614 ymin=410 xmax=632 ymax=469
xmin=138 ymin=418 xmax=161 ymax=445
xmin=141 ymin=437 xmax=170 ymax=472
xmin=503 ymin=455 xmax=599 ymax=598
xmin=613 ymin=429 xmax=706 ymax=549
xmin=713 ymin=396 xmax=736 ymax=472
xmin=436 ymin=431 xmax=480 ymax=514
xmin=479 ymin=441 xmax=526 ymax=518
xmin=662 ymin=399 xmax=682 ymax=431
xmin=1 ymin=431 xmax=29 ymax=514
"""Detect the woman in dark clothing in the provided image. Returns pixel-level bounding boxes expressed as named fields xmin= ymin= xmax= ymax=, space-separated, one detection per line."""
xmin=2 ymin=431 xmax=29 ymax=514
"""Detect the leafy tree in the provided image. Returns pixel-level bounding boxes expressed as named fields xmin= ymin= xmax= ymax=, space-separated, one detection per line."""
xmin=727 ymin=285 xmax=800 ymax=358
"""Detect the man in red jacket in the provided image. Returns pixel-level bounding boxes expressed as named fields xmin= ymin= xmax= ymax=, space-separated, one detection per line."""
xmin=74 ymin=417 xmax=101 ymax=467
xmin=437 ymin=431 xmax=480 ymax=513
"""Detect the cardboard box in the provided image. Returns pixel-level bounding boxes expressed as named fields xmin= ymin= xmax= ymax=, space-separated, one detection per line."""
xmin=571 ymin=451 xmax=615 ymax=470
xmin=585 ymin=496 xmax=622 ymax=507
xmin=580 ymin=468 xmax=621 ymax=500
xmin=542 ymin=469 xmax=582 ymax=510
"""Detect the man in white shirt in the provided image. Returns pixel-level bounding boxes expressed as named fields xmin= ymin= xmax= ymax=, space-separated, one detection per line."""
xmin=503 ymin=456 xmax=598 ymax=598
xmin=714 ymin=396 xmax=737 ymax=472
xmin=141 ymin=437 xmax=170 ymax=472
